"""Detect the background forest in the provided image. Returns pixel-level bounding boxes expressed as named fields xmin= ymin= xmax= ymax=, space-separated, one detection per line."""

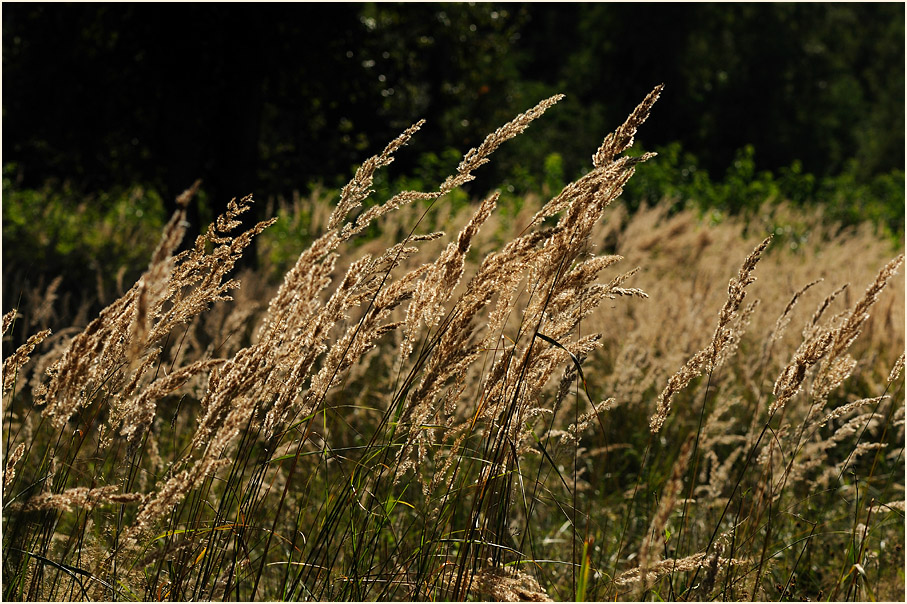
xmin=3 ymin=3 xmax=905 ymax=312
xmin=1 ymin=5 xmax=905 ymax=601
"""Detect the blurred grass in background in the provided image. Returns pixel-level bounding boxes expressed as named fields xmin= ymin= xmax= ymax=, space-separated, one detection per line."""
xmin=5 ymin=144 xmax=902 ymax=334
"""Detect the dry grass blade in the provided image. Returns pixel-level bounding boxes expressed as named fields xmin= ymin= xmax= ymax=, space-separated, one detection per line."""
xmin=650 ymin=236 xmax=771 ymax=433
xmin=2 ymin=310 xmax=18 ymax=335
xmin=3 ymin=329 xmax=51 ymax=396
xmin=594 ymin=84 xmax=664 ymax=167
xmin=3 ymin=84 xmax=902 ymax=603
xmin=8 ymin=486 xmax=143 ymax=513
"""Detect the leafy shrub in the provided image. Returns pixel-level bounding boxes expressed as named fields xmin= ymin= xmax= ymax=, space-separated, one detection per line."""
xmin=624 ymin=143 xmax=905 ymax=243
xmin=2 ymin=165 xmax=166 ymax=307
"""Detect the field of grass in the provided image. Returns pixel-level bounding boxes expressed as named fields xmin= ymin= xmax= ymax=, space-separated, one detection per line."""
xmin=2 ymin=87 xmax=904 ymax=601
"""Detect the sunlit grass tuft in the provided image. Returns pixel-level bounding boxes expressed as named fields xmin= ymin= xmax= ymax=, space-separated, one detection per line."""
xmin=3 ymin=86 xmax=904 ymax=601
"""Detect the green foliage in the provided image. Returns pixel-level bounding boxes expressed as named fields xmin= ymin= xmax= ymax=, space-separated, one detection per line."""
xmin=819 ymin=162 xmax=906 ymax=238
xmin=6 ymin=131 xmax=904 ymax=312
xmin=623 ymin=144 xmax=905 ymax=242
xmin=2 ymin=164 xmax=166 ymax=298
xmin=556 ymin=4 xmax=904 ymax=178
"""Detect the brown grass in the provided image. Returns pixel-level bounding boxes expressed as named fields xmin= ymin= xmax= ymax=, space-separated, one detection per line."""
xmin=2 ymin=86 xmax=904 ymax=601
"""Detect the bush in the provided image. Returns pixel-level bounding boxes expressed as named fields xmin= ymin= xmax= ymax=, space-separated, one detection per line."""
xmin=624 ymin=143 xmax=905 ymax=244
xmin=2 ymin=165 xmax=166 ymax=309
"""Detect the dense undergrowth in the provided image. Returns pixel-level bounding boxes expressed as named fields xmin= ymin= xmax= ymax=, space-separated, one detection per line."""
xmin=4 ymin=122 xmax=904 ymax=315
xmin=2 ymin=88 xmax=905 ymax=601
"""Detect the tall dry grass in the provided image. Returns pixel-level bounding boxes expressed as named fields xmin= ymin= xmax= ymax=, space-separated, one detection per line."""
xmin=2 ymin=86 xmax=904 ymax=601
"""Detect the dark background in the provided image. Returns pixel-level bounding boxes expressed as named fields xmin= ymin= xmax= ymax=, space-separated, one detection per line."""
xmin=5 ymin=4 xmax=903 ymax=203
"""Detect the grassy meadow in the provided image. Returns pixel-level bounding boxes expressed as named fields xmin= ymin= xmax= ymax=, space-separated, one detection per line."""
xmin=2 ymin=88 xmax=905 ymax=601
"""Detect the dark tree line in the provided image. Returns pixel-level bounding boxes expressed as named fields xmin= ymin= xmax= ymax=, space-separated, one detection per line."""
xmin=4 ymin=3 xmax=904 ymax=218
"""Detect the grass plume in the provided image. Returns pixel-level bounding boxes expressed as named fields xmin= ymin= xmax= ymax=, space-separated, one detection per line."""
xmin=2 ymin=86 xmax=903 ymax=601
